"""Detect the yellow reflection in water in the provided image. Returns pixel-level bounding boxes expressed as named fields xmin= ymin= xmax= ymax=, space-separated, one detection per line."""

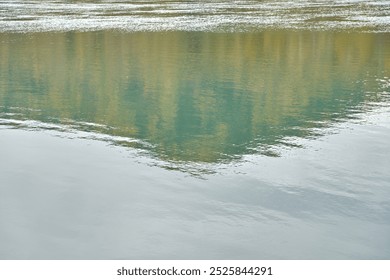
xmin=0 ymin=31 xmax=389 ymax=162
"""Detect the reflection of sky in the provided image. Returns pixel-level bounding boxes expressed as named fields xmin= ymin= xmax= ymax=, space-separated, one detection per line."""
xmin=0 ymin=5 xmax=390 ymax=259
xmin=0 ymin=0 xmax=389 ymax=32
xmin=1 ymin=106 xmax=389 ymax=259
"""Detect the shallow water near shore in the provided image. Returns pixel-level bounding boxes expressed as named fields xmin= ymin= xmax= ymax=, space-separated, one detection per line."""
xmin=1 ymin=1 xmax=390 ymax=259
xmin=1 ymin=0 xmax=390 ymax=32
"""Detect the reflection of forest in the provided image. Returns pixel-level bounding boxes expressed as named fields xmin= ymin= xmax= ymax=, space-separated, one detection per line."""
xmin=0 ymin=31 xmax=389 ymax=162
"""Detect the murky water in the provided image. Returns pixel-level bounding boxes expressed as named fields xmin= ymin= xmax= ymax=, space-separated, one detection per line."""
xmin=0 ymin=1 xmax=390 ymax=259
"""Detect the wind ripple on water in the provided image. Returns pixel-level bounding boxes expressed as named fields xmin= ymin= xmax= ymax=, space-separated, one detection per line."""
xmin=0 ymin=0 xmax=389 ymax=32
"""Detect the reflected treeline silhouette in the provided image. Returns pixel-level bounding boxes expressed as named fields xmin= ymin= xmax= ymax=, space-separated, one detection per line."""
xmin=0 ymin=31 xmax=389 ymax=162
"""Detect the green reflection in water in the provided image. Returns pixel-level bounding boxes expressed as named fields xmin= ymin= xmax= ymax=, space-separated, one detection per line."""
xmin=0 ymin=31 xmax=389 ymax=163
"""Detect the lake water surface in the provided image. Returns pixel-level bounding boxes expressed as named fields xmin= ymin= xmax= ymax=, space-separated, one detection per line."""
xmin=1 ymin=1 xmax=390 ymax=259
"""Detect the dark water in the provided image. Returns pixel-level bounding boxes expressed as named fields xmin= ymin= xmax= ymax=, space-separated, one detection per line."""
xmin=1 ymin=2 xmax=390 ymax=260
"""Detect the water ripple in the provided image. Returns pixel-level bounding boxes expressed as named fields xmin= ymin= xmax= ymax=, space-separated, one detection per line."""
xmin=1 ymin=0 xmax=389 ymax=32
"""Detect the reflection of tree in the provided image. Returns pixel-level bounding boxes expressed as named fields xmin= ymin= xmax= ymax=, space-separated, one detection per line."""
xmin=0 ymin=31 xmax=388 ymax=162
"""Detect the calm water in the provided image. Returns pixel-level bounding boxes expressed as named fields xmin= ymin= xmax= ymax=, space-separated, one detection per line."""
xmin=1 ymin=1 xmax=390 ymax=259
